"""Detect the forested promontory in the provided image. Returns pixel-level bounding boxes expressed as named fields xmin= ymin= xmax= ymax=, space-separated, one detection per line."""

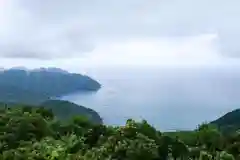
xmin=0 ymin=67 xmax=101 ymax=104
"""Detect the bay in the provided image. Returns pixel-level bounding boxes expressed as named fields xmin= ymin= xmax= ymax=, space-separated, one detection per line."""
xmin=61 ymin=67 xmax=240 ymax=131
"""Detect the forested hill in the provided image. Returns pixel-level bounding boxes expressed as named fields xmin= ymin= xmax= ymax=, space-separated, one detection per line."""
xmin=0 ymin=67 xmax=101 ymax=104
xmin=210 ymin=108 xmax=240 ymax=134
xmin=0 ymin=84 xmax=49 ymax=105
xmin=0 ymin=105 xmax=239 ymax=159
xmin=0 ymin=100 xmax=103 ymax=124
xmin=41 ymin=100 xmax=102 ymax=124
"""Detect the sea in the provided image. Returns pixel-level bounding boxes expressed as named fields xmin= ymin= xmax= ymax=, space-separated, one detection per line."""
xmin=61 ymin=67 xmax=240 ymax=131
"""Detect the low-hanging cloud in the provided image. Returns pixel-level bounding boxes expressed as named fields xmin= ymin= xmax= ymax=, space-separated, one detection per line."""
xmin=0 ymin=0 xmax=240 ymax=60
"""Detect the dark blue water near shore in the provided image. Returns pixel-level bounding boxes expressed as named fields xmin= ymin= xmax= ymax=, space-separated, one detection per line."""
xmin=62 ymin=67 xmax=240 ymax=131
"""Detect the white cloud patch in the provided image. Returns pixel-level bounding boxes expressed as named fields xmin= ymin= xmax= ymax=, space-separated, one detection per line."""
xmin=0 ymin=0 xmax=240 ymax=66
xmin=73 ymin=34 xmax=223 ymax=67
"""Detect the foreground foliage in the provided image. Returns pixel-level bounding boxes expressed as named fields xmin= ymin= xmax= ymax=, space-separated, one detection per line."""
xmin=0 ymin=106 xmax=239 ymax=160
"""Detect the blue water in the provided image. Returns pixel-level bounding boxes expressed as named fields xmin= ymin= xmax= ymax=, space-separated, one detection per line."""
xmin=62 ymin=67 xmax=240 ymax=131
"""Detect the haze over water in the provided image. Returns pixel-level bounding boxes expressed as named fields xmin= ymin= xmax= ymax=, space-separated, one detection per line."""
xmin=62 ymin=67 xmax=240 ymax=131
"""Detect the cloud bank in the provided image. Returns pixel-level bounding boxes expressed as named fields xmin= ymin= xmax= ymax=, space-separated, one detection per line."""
xmin=0 ymin=0 xmax=240 ymax=67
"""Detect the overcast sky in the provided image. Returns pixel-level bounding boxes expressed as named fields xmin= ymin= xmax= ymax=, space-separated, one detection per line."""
xmin=0 ymin=0 xmax=240 ymax=71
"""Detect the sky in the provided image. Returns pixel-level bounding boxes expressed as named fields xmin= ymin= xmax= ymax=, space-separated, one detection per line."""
xmin=0 ymin=0 xmax=240 ymax=72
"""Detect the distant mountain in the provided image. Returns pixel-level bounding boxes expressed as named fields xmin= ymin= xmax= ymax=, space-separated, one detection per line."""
xmin=41 ymin=100 xmax=102 ymax=124
xmin=211 ymin=109 xmax=240 ymax=134
xmin=0 ymin=68 xmax=101 ymax=104
xmin=0 ymin=84 xmax=49 ymax=105
xmin=32 ymin=67 xmax=69 ymax=74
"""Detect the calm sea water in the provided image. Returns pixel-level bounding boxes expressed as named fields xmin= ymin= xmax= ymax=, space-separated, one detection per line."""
xmin=62 ymin=67 xmax=240 ymax=131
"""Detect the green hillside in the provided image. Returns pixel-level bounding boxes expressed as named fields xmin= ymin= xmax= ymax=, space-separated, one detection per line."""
xmin=211 ymin=109 xmax=240 ymax=134
xmin=0 ymin=84 xmax=49 ymax=105
xmin=0 ymin=106 xmax=239 ymax=159
xmin=0 ymin=100 xmax=102 ymax=125
xmin=41 ymin=100 xmax=103 ymax=124
xmin=0 ymin=68 xmax=101 ymax=104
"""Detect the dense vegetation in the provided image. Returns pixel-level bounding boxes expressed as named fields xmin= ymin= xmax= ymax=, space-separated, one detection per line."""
xmin=0 ymin=68 xmax=101 ymax=104
xmin=0 ymin=100 xmax=102 ymax=124
xmin=0 ymin=105 xmax=239 ymax=159
xmin=211 ymin=109 xmax=240 ymax=134
xmin=41 ymin=100 xmax=102 ymax=124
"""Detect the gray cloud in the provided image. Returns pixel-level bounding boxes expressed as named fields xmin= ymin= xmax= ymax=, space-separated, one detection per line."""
xmin=0 ymin=0 xmax=240 ymax=59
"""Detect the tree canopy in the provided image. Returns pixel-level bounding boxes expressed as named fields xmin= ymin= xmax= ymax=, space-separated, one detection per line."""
xmin=0 ymin=105 xmax=239 ymax=160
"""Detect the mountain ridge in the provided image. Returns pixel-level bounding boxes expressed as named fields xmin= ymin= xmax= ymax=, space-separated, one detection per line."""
xmin=0 ymin=67 xmax=101 ymax=104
